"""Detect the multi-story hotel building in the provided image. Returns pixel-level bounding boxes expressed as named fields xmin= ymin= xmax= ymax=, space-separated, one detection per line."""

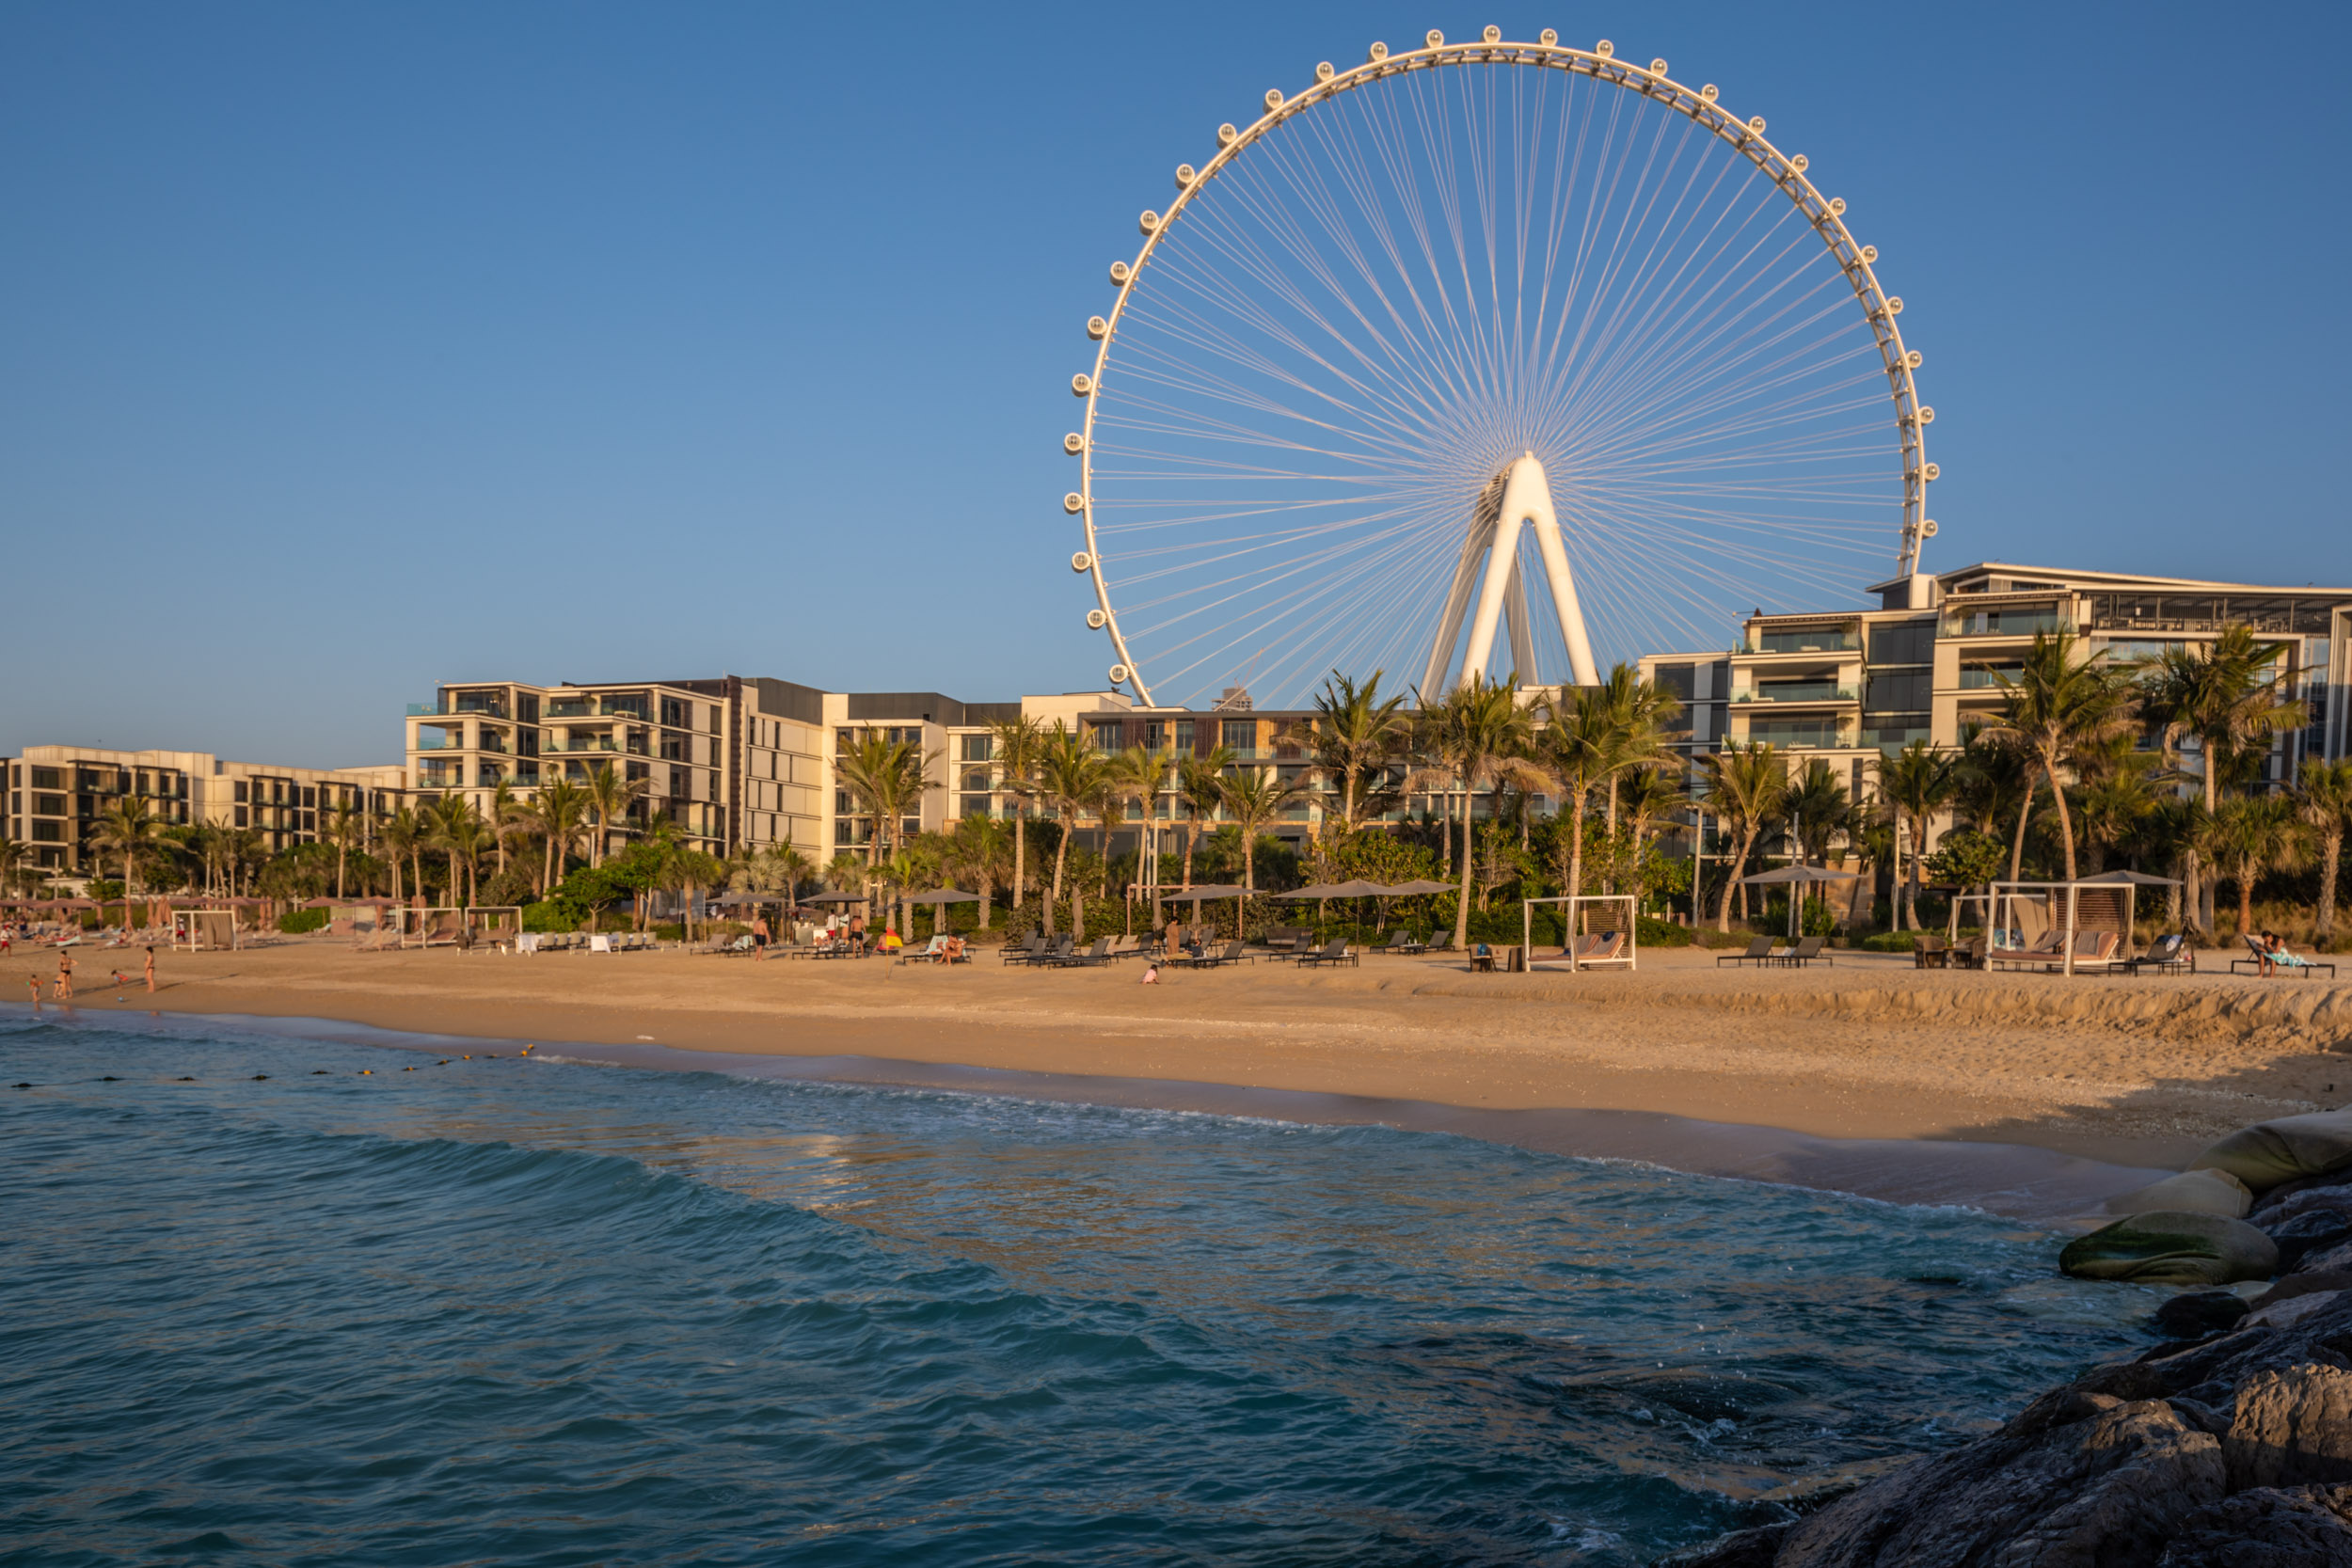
xmin=1639 ymin=562 xmax=2352 ymax=803
xmin=1 ymin=745 xmax=408 ymax=875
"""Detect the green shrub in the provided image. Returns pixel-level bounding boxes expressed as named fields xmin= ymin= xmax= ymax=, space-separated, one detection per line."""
xmin=1636 ymin=915 xmax=1693 ymax=947
xmin=1860 ymin=930 xmax=1918 ymax=952
xmin=520 ymin=902 xmax=578 ymax=933
xmin=277 ymin=908 xmax=329 ymax=935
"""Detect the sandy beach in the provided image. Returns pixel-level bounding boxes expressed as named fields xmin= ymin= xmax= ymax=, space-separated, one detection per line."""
xmin=31 ymin=936 xmax=2352 ymax=1173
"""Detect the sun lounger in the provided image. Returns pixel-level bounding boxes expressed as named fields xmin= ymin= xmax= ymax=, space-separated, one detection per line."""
xmin=1170 ymin=941 xmax=1248 ymax=970
xmin=1987 ymin=930 xmax=2067 ymax=972
xmin=1568 ymin=930 xmax=1628 ymax=967
xmin=2231 ymin=936 xmax=2337 ymax=979
xmin=1296 ymin=938 xmax=1356 ymax=968
xmin=1717 ymin=936 xmax=1773 ymax=967
xmin=2117 ymin=932 xmax=2190 ymax=975
xmin=1058 ymin=937 xmax=1114 ymax=968
xmin=999 ymin=934 xmax=1043 ymax=964
xmin=1774 ymin=935 xmax=1830 ymax=968
xmin=1379 ymin=930 xmax=1425 ymax=956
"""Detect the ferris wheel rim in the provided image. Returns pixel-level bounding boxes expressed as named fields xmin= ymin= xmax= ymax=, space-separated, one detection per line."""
xmin=1066 ymin=29 xmax=1935 ymax=710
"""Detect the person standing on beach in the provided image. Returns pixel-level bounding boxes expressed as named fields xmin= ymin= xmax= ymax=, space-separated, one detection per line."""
xmin=144 ymin=945 xmax=157 ymax=993
xmin=850 ymin=911 xmax=866 ymax=956
xmin=752 ymin=914 xmax=770 ymax=961
xmin=27 ymin=974 xmax=41 ymax=1010
xmin=55 ymin=952 xmax=75 ymax=1001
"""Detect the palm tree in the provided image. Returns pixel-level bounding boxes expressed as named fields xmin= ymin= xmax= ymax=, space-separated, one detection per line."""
xmin=1308 ymin=670 xmax=1410 ymax=840
xmin=1618 ymin=765 xmax=1683 ymax=896
xmin=1174 ymin=746 xmax=1237 ymax=892
xmin=2294 ymin=759 xmax=2352 ymax=944
xmin=427 ymin=796 xmax=489 ymax=907
xmin=1590 ymin=662 xmax=1684 ymax=837
xmin=943 ymin=814 xmax=1009 ymax=929
xmin=1696 ymin=742 xmax=1788 ymax=931
xmin=1100 ymin=744 xmax=1169 ymax=919
xmin=1034 ymin=722 xmax=1108 ymax=935
xmin=91 ymin=797 xmax=166 ymax=901
xmin=485 ymin=779 xmax=530 ymax=878
xmin=1984 ymin=629 xmax=2136 ymax=882
xmin=2210 ymin=794 xmax=2310 ymax=938
xmin=1534 ymin=682 xmax=1619 ymax=912
xmin=1409 ymin=677 xmax=1544 ymax=949
xmin=2140 ymin=626 xmax=2307 ymax=932
xmin=1874 ymin=741 xmax=1956 ymax=931
xmin=582 ymin=763 xmax=648 ymax=867
xmin=1216 ymin=766 xmax=1308 ymax=930
xmin=532 ymin=777 xmax=590 ymax=894
xmin=0 ymin=834 xmax=25 ymax=895
xmin=2073 ymin=738 xmax=2159 ymax=877
xmin=1785 ymin=759 xmax=1855 ymax=869
xmin=985 ymin=715 xmax=1047 ymax=912
xmin=836 ymin=730 xmax=932 ymax=868
xmin=320 ymin=800 xmax=364 ymax=899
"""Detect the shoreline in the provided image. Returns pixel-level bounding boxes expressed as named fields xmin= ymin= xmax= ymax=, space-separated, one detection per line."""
xmin=17 ymin=1001 xmax=2173 ymax=1224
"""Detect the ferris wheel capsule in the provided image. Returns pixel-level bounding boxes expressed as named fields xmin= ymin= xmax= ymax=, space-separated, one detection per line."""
xmin=1649 ymin=58 xmax=1668 ymax=74
xmin=1368 ymin=41 xmax=1388 ymax=62
xmin=1922 ymin=463 xmax=1940 ymax=482
xmin=1139 ymin=210 xmax=1161 ymax=235
xmin=1700 ymin=83 xmax=1718 ymax=99
xmin=1538 ymin=30 xmax=1557 ymax=47
xmin=1263 ymin=88 xmax=1284 ymax=112
xmin=1426 ymin=30 xmax=1444 ymax=48
xmin=1920 ymin=520 xmax=1940 ymax=539
xmin=1174 ymin=164 xmax=1197 ymax=188
xmin=1886 ymin=296 xmax=1904 ymax=314
xmin=1064 ymin=433 xmax=1086 ymax=455
xmin=1828 ymin=197 xmax=1847 ymax=215
xmin=1595 ymin=39 xmax=1613 ymax=56
xmin=1071 ymin=373 xmax=1094 ymax=397
xmin=1109 ymin=260 xmax=1132 ymax=286
xmin=1747 ymin=115 xmax=1764 ymax=133
xmin=1484 ymin=26 xmax=1502 ymax=44
xmin=1071 ymin=552 xmax=1093 ymax=573
xmin=1315 ymin=61 xmax=1334 ymax=82
xmin=1789 ymin=154 xmax=1808 ymax=173
xmin=1905 ymin=349 xmax=1923 ymax=369
xmin=1108 ymin=664 xmax=1130 ymax=686
xmin=1916 ymin=405 xmax=1934 ymax=424
xmin=1063 ymin=493 xmax=1086 ymax=515
xmin=1086 ymin=610 xmax=1108 ymax=630
xmin=1860 ymin=245 xmax=1879 ymax=263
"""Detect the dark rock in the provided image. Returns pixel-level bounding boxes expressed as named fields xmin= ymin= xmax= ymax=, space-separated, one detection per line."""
xmin=2127 ymin=1289 xmax=2352 ymax=1409
xmin=2255 ymin=1273 xmax=2352 ymax=1310
xmin=2170 ymin=1396 xmax=2235 ymax=1437
xmin=2251 ymin=1167 xmax=2352 ymax=1220
xmin=2155 ymin=1291 xmax=2253 ymax=1340
xmin=2265 ymin=1212 xmax=2352 ymax=1273
xmin=1774 ymin=1398 xmax=2224 ymax=1566
xmin=1655 ymin=1521 xmax=1792 ymax=1567
xmin=2226 ymin=1364 xmax=2352 ymax=1490
xmin=2154 ymin=1483 xmax=2352 ymax=1567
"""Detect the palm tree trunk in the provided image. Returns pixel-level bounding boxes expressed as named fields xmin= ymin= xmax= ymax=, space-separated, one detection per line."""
xmin=1453 ymin=796 xmax=1474 ymax=951
xmin=2046 ymin=762 xmax=2079 ymax=881
xmin=2009 ymin=779 xmax=2036 ymax=884
xmin=2236 ymin=860 xmax=2256 ymax=937
xmin=1047 ymin=818 xmax=1072 ymax=935
xmin=2315 ymin=832 xmax=2344 ymax=943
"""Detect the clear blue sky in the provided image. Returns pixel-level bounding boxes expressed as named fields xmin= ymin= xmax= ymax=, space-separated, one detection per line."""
xmin=5 ymin=1 xmax=2346 ymax=767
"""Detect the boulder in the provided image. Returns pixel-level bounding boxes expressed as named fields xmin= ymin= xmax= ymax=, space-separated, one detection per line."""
xmin=2250 ymin=1273 xmax=2352 ymax=1312
xmin=2225 ymin=1364 xmax=2352 ymax=1490
xmin=2250 ymin=1174 xmax=2352 ymax=1224
xmin=1772 ymin=1396 xmax=2224 ymax=1567
xmin=2154 ymin=1484 xmax=2352 ymax=1568
xmin=2060 ymin=1212 xmax=2280 ymax=1285
xmin=2262 ymin=1210 xmax=2352 ymax=1273
xmin=2153 ymin=1291 xmax=2252 ymax=1340
xmin=2108 ymin=1169 xmax=2253 ymax=1219
xmin=2191 ymin=1110 xmax=2352 ymax=1194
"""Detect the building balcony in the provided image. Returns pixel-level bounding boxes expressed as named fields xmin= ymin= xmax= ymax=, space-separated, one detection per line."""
xmin=546 ymin=737 xmax=619 ymax=753
xmin=1730 ymin=686 xmax=1857 ymax=705
xmin=413 ymin=736 xmax=456 ymax=752
xmin=1957 ymin=668 xmax=2024 ymax=690
xmin=1746 ymin=628 xmax=1860 ymax=655
xmin=405 ymin=702 xmax=443 ymax=717
xmin=1942 ymin=609 xmax=2070 ymax=639
xmin=545 ymin=700 xmax=600 ymax=719
xmin=1736 ymin=721 xmax=1855 ymax=750
xmin=1861 ymin=725 xmax=1933 ymax=752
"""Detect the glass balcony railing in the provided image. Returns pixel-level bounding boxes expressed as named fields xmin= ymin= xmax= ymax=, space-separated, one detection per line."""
xmin=413 ymin=736 xmax=454 ymax=752
xmin=405 ymin=702 xmax=442 ymax=717
xmin=1740 ymin=721 xmax=1853 ymax=749
xmin=546 ymin=700 xmax=598 ymax=719
xmin=1942 ymin=609 xmax=2069 ymax=639
xmin=1748 ymin=628 xmax=1860 ymax=654
xmin=1862 ymin=726 xmax=1933 ymax=752
xmin=546 ymin=737 xmax=619 ymax=753
xmin=1731 ymin=685 xmax=1857 ymax=704
xmin=452 ymin=698 xmax=506 ymax=718
xmin=1958 ymin=668 xmax=2023 ymax=690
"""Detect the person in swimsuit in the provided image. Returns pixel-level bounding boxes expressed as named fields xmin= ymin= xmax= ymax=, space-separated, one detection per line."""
xmin=56 ymin=952 xmax=74 ymax=1001
xmin=753 ymin=914 xmax=771 ymax=961
xmin=145 ymin=945 xmax=157 ymax=993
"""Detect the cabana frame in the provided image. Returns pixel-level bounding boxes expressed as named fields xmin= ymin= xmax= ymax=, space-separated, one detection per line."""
xmin=1521 ymin=893 xmax=1639 ymax=973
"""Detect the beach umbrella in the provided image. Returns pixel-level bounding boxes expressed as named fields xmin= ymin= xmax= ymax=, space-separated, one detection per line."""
xmin=300 ymin=897 xmax=339 ymax=909
xmin=1739 ymin=863 xmax=1860 ymax=936
xmin=1382 ymin=879 xmax=1455 ymax=896
xmin=1275 ymin=883 xmax=1339 ymax=900
xmin=803 ymin=890 xmax=868 ymax=905
xmin=2079 ymin=869 xmax=2182 ymax=886
xmin=900 ymin=888 xmax=979 ymax=904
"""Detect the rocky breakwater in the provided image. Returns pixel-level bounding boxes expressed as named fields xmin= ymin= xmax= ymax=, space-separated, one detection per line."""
xmin=1670 ymin=1109 xmax=2352 ymax=1567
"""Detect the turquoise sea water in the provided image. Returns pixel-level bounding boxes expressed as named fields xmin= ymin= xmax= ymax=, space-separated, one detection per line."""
xmin=1 ymin=1012 xmax=2152 ymax=1566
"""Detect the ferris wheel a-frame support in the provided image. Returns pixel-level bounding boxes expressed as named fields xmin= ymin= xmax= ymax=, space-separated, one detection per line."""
xmin=1419 ymin=454 xmax=1600 ymax=694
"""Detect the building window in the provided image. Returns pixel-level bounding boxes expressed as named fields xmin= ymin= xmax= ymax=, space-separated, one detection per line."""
xmin=235 ymin=807 xmax=248 ymax=828
xmin=1867 ymin=621 xmax=1935 ymax=666
xmin=1175 ymin=720 xmax=1195 ymax=752
xmin=1221 ymin=720 xmax=1256 ymax=752
xmin=671 ymin=767 xmax=690 ymax=799
xmin=31 ymin=768 xmax=60 ymax=790
xmin=34 ymin=794 xmax=64 ymax=816
xmin=961 ymin=735 xmax=993 ymax=762
xmin=33 ymin=821 xmax=61 ymax=842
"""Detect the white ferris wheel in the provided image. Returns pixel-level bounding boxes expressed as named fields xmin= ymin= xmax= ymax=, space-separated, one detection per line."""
xmin=1061 ymin=27 xmax=1937 ymax=710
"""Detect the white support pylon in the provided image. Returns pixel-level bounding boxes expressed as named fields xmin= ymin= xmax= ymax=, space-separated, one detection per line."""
xmin=1419 ymin=453 xmax=1598 ymax=693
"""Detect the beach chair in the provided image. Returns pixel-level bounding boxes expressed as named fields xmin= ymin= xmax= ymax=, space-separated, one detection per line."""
xmin=1425 ymin=934 xmax=1455 ymax=956
xmin=1380 ymin=930 xmax=1424 ymax=956
xmin=1913 ymin=933 xmax=1947 ymax=970
xmin=1716 ymin=936 xmax=1772 ymax=968
xmin=1775 ymin=936 xmax=1829 ymax=968
xmin=2231 ymin=936 xmax=2338 ymax=978
xmin=1058 ymin=937 xmax=1114 ymax=968
xmin=2069 ymin=930 xmax=2123 ymax=972
xmin=1568 ymin=930 xmax=1627 ymax=967
xmin=1296 ymin=938 xmax=1355 ymax=969
xmin=1988 ymin=929 xmax=2066 ymax=973
xmin=2117 ymin=932 xmax=2189 ymax=976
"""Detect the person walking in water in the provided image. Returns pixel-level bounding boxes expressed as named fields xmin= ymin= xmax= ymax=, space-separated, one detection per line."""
xmin=144 ymin=944 xmax=157 ymax=994
xmin=55 ymin=952 xmax=74 ymax=1001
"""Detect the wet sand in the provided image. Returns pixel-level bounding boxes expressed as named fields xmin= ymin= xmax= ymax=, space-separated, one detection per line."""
xmin=32 ymin=937 xmax=2352 ymax=1185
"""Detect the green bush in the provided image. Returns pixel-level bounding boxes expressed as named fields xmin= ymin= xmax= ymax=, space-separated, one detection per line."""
xmin=1860 ymin=929 xmax=1918 ymax=952
xmin=277 ymin=908 xmax=329 ymax=935
xmin=520 ymin=901 xmax=578 ymax=933
xmin=1636 ymin=915 xmax=1693 ymax=947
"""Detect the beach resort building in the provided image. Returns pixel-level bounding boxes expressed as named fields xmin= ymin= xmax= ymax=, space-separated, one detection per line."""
xmin=1 ymin=745 xmax=409 ymax=875
xmin=1640 ymin=562 xmax=2351 ymax=782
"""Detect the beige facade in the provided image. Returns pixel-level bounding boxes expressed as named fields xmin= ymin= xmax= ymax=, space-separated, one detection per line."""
xmin=3 ymin=744 xmax=407 ymax=874
xmin=1639 ymin=562 xmax=2352 ymax=820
